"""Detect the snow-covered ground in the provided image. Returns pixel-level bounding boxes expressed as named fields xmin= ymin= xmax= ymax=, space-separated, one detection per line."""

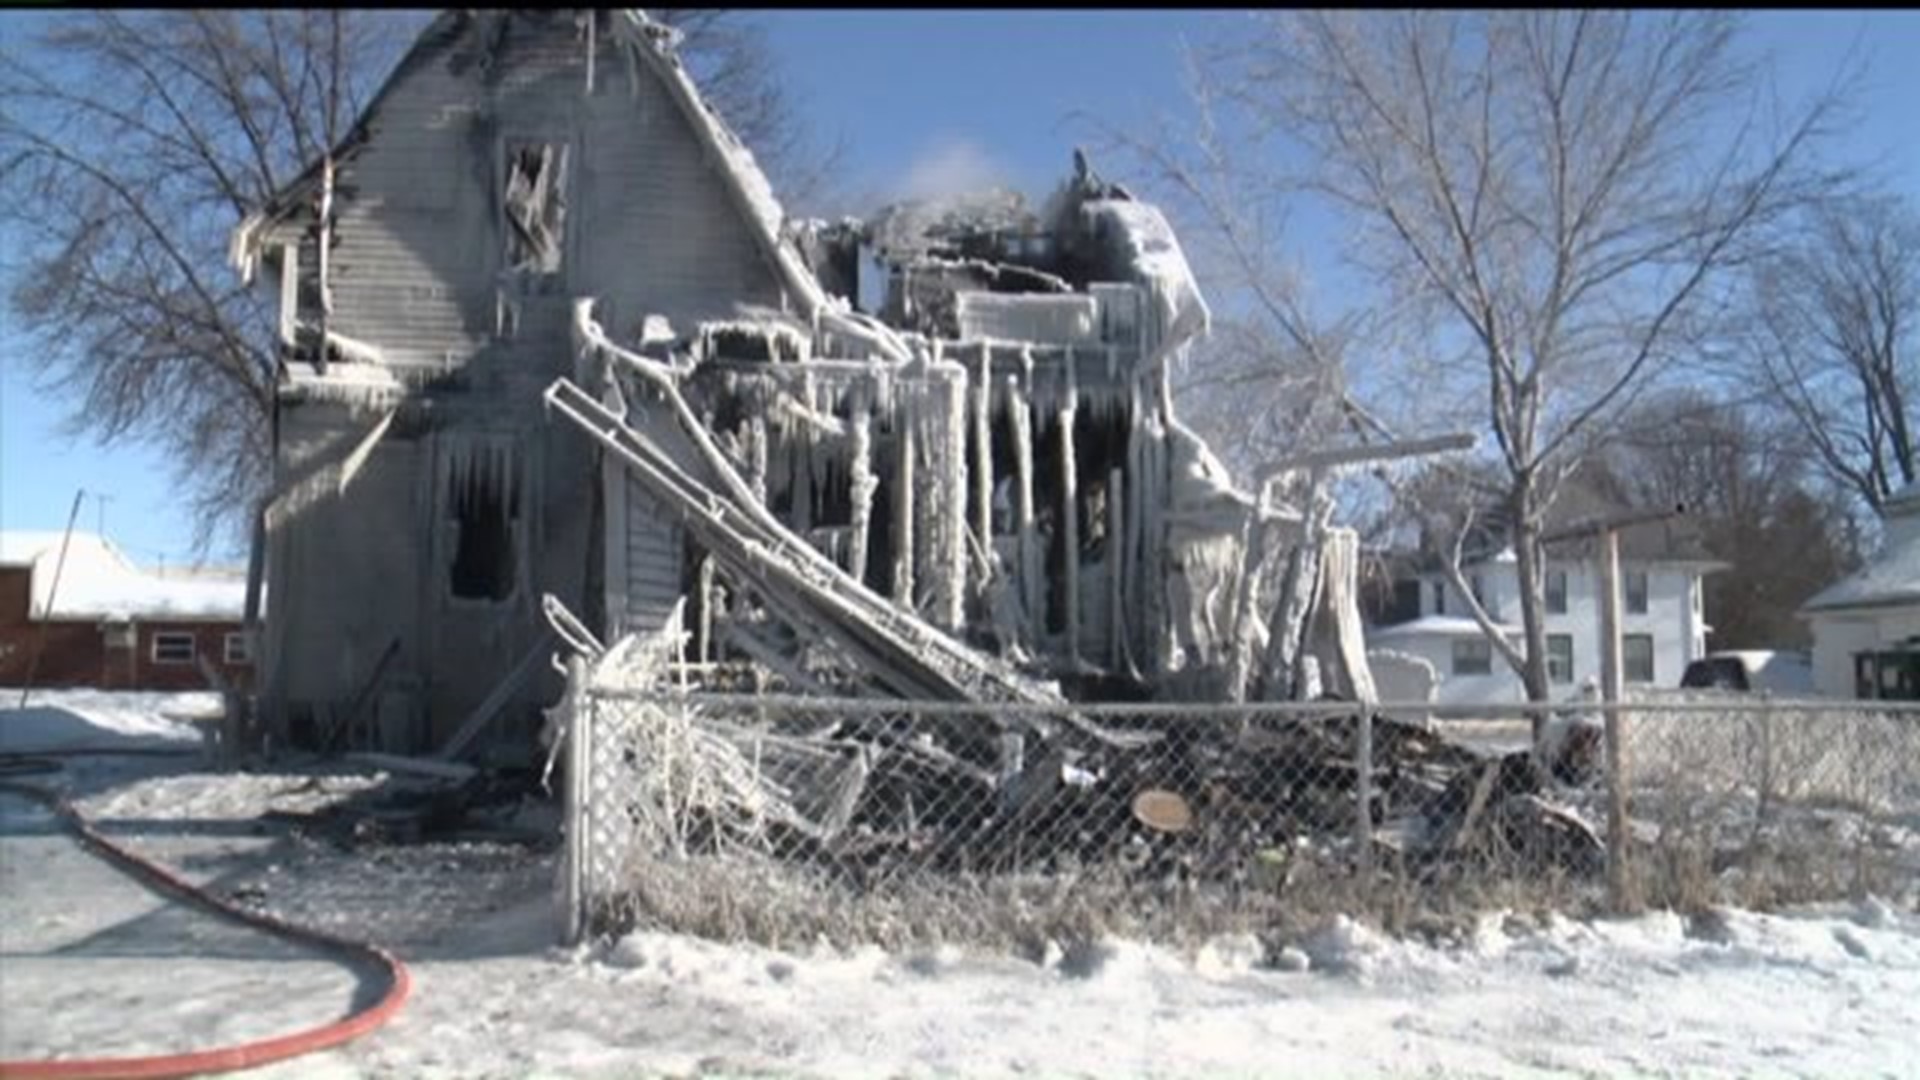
xmin=5 ymin=689 xmax=1920 ymax=1078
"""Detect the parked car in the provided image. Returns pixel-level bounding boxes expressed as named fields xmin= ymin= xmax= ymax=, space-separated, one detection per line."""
xmin=1679 ymin=650 xmax=1815 ymax=695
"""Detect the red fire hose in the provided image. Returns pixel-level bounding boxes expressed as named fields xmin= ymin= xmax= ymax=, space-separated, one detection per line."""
xmin=0 ymin=768 xmax=412 ymax=1080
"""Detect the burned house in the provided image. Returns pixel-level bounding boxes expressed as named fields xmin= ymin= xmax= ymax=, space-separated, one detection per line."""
xmin=231 ymin=10 xmax=1374 ymax=759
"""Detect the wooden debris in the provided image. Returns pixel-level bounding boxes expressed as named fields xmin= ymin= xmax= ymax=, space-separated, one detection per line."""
xmin=1132 ymin=789 xmax=1193 ymax=833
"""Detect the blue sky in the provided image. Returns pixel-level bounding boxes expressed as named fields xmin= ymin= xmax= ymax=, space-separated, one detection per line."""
xmin=2 ymin=10 xmax=1915 ymax=568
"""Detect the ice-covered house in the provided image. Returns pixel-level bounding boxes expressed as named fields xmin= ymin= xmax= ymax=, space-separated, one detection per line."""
xmin=1367 ymin=486 xmax=1723 ymax=706
xmin=228 ymin=9 xmax=1365 ymax=758
xmin=1801 ymin=480 xmax=1920 ymax=699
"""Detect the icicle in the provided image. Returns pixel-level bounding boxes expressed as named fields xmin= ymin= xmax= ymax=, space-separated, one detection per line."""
xmin=1060 ymin=345 xmax=1080 ymax=667
xmin=937 ymin=365 xmax=967 ymax=630
xmin=848 ymin=392 xmax=874 ymax=584
xmin=747 ymin=417 xmax=768 ymax=505
xmin=1010 ymin=353 xmax=1042 ymax=645
xmin=972 ymin=342 xmax=993 ymax=592
xmin=892 ymin=396 xmax=916 ymax=606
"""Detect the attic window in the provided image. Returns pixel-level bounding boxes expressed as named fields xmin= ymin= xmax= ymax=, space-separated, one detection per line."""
xmin=503 ymin=141 xmax=570 ymax=275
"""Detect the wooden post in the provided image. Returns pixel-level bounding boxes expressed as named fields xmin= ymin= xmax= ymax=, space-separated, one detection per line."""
xmin=1059 ymin=354 xmax=1081 ymax=666
xmin=1598 ymin=526 xmax=1634 ymax=911
xmin=696 ymin=556 xmax=716 ymax=665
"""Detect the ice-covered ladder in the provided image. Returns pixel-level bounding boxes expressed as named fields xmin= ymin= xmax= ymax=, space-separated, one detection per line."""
xmin=544 ymin=376 xmax=1064 ymax=708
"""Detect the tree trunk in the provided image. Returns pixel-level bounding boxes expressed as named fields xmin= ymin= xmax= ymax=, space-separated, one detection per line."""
xmin=1509 ymin=476 xmax=1553 ymax=727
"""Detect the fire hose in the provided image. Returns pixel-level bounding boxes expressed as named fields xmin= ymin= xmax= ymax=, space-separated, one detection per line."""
xmin=0 ymin=754 xmax=411 ymax=1080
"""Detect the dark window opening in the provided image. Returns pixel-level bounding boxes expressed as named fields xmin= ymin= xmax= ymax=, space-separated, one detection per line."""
xmin=449 ymin=448 xmax=519 ymax=602
xmin=812 ymin=451 xmax=854 ymax=529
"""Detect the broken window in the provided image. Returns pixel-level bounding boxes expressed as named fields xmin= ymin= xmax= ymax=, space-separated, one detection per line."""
xmin=447 ymin=442 xmax=521 ymax=602
xmin=502 ymin=141 xmax=570 ymax=275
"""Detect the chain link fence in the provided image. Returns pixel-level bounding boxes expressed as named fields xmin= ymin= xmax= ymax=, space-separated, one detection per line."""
xmin=555 ymin=676 xmax=1920 ymax=948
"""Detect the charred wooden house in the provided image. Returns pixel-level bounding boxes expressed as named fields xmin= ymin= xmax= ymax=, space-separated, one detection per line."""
xmin=231 ymin=10 xmax=1369 ymax=760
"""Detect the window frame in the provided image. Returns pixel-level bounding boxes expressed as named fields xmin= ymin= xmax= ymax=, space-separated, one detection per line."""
xmin=1546 ymin=568 xmax=1568 ymax=615
xmin=1625 ymin=569 xmax=1650 ymax=615
xmin=1451 ymin=637 xmax=1494 ymax=677
xmin=1623 ymin=632 xmax=1656 ymax=683
xmin=1547 ymin=633 xmax=1574 ymax=684
xmin=151 ymin=631 xmax=196 ymax=666
xmin=1433 ymin=580 xmax=1447 ymax=616
xmin=223 ymin=631 xmax=253 ymax=665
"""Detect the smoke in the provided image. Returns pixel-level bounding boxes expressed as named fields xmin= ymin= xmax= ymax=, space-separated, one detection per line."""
xmin=893 ymin=136 xmax=1014 ymax=202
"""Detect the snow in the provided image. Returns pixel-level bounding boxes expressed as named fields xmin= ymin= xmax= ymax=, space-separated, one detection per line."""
xmin=1370 ymin=614 xmax=1523 ymax=639
xmin=6 ymin=692 xmax=1920 ymax=1077
xmin=0 ymin=531 xmax=244 ymax=621
xmin=0 ymin=687 xmax=220 ymax=752
xmin=1081 ymin=198 xmax=1211 ymax=357
xmin=1803 ymin=527 xmax=1920 ymax=612
xmin=282 ymin=359 xmax=406 ymax=407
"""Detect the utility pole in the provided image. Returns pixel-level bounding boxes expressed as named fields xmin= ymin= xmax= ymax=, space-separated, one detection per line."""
xmin=19 ymin=490 xmax=86 ymax=708
xmin=1542 ymin=501 xmax=1684 ymax=914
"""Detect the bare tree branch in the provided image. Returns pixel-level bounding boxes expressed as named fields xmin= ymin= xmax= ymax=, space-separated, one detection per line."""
xmin=0 ymin=10 xmax=832 ymax=550
xmin=1153 ymin=10 xmax=1849 ymax=703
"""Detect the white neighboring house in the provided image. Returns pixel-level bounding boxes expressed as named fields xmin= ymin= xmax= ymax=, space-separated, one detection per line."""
xmin=1367 ymin=503 xmax=1724 ymax=707
xmin=1800 ymin=480 xmax=1920 ymax=699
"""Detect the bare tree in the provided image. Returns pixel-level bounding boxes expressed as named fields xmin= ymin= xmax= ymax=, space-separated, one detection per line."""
xmin=1188 ymin=10 xmax=1845 ymax=704
xmin=1087 ymin=47 xmax=1373 ymax=484
xmin=0 ymin=10 xmax=831 ymax=550
xmin=1742 ymin=191 xmax=1918 ymax=517
xmin=1602 ymin=390 xmax=1861 ymax=649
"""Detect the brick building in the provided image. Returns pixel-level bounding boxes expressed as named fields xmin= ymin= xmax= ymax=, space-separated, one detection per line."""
xmin=0 ymin=531 xmax=251 ymax=691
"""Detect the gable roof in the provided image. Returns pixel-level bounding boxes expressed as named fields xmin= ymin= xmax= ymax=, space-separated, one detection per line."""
xmin=228 ymin=10 xmax=829 ymax=322
xmin=1801 ymin=532 xmax=1920 ymax=614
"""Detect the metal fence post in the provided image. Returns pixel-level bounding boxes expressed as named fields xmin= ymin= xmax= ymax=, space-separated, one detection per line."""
xmin=561 ymin=654 xmax=589 ymax=947
xmin=1355 ymin=708 xmax=1375 ymax=880
xmin=1598 ymin=527 xmax=1635 ymax=913
xmin=1756 ymin=690 xmax=1775 ymax=826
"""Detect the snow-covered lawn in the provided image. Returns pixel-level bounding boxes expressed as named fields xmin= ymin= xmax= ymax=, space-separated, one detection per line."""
xmin=1 ymin=687 xmax=219 ymax=751
xmin=5 ymin=690 xmax=1919 ymax=1078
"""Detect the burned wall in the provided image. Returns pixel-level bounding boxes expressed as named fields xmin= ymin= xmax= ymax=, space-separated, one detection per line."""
xmin=264 ymin=12 xmax=794 ymax=749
